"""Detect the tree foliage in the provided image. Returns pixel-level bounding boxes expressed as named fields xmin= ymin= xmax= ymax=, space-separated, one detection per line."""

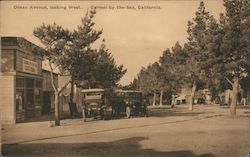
xmin=137 ymin=63 xmax=161 ymax=94
xmin=86 ymin=42 xmax=127 ymax=88
xmin=159 ymin=42 xmax=187 ymax=93
xmin=133 ymin=1 xmax=249 ymax=113
xmin=33 ymin=9 xmax=126 ymax=124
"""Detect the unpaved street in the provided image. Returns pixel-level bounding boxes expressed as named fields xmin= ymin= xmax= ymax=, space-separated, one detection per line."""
xmin=2 ymin=105 xmax=250 ymax=157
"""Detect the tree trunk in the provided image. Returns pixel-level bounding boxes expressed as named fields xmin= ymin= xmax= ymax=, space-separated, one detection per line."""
xmin=230 ymin=77 xmax=239 ymax=116
xmin=171 ymin=94 xmax=176 ymax=108
xmin=153 ymin=92 xmax=156 ymax=106
xmin=54 ymin=91 xmax=60 ymax=126
xmin=70 ymin=76 xmax=75 ymax=102
xmin=48 ymin=62 xmax=61 ymax=126
xmin=159 ymin=90 xmax=163 ymax=106
xmin=189 ymin=82 xmax=196 ymax=111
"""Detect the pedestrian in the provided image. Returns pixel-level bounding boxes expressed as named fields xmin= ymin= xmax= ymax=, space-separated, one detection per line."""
xmin=125 ymin=100 xmax=131 ymax=118
xmin=82 ymin=101 xmax=86 ymax=122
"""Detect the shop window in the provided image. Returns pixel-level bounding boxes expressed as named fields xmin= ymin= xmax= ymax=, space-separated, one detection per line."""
xmin=16 ymin=78 xmax=25 ymax=88
xmin=26 ymin=78 xmax=34 ymax=88
xmin=26 ymin=89 xmax=34 ymax=107
xmin=1 ymin=50 xmax=14 ymax=72
xmin=35 ymin=80 xmax=42 ymax=88
xmin=16 ymin=89 xmax=24 ymax=111
xmin=35 ymin=89 xmax=41 ymax=108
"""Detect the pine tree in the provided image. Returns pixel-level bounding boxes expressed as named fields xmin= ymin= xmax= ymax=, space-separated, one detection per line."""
xmin=90 ymin=41 xmax=127 ymax=88
xmin=219 ymin=0 xmax=250 ymax=116
xmin=159 ymin=42 xmax=187 ymax=107
xmin=184 ymin=1 xmax=211 ymax=110
xmin=33 ymin=9 xmax=102 ymax=125
xmin=136 ymin=63 xmax=162 ymax=106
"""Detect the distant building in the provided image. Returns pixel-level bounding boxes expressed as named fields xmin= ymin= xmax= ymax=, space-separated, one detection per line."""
xmin=0 ymin=37 xmax=58 ymax=124
xmin=57 ymin=76 xmax=83 ymax=115
xmin=175 ymin=87 xmax=210 ymax=105
xmin=58 ymin=76 xmax=71 ymax=115
xmin=175 ymin=94 xmax=186 ymax=105
xmin=218 ymin=88 xmax=245 ymax=106
xmin=175 ymin=86 xmax=191 ymax=105
xmin=42 ymin=69 xmax=58 ymax=114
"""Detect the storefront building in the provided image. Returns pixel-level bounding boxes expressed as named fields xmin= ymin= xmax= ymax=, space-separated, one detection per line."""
xmin=0 ymin=37 xmax=55 ymax=124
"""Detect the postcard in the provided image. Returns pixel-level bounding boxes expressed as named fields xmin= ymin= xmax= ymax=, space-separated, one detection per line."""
xmin=1 ymin=0 xmax=249 ymax=157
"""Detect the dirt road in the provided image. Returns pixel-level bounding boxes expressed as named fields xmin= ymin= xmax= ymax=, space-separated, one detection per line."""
xmin=2 ymin=105 xmax=250 ymax=157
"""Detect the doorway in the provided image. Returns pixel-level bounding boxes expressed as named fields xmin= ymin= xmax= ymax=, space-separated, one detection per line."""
xmin=43 ymin=91 xmax=51 ymax=114
xmin=25 ymin=78 xmax=35 ymax=118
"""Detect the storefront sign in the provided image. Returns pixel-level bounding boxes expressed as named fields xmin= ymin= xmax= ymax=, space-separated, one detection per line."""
xmin=22 ymin=58 xmax=38 ymax=74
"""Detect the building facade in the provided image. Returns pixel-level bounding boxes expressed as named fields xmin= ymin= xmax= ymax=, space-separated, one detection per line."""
xmin=0 ymin=37 xmax=57 ymax=124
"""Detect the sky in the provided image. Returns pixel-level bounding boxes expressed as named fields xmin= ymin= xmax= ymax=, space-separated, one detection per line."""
xmin=0 ymin=0 xmax=224 ymax=85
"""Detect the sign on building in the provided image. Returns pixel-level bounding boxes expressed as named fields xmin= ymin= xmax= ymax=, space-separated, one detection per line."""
xmin=22 ymin=58 xmax=38 ymax=74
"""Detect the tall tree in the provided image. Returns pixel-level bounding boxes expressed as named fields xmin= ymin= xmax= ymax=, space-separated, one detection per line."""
xmin=218 ymin=0 xmax=250 ymax=116
xmin=184 ymin=1 xmax=211 ymax=110
xmin=33 ymin=24 xmax=72 ymax=126
xmin=194 ymin=0 xmax=250 ymax=115
xmin=66 ymin=9 xmax=102 ymax=115
xmin=159 ymin=42 xmax=188 ymax=107
xmin=33 ymin=9 xmax=102 ymax=125
xmin=137 ymin=63 xmax=162 ymax=106
xmin=203 ymin=14 xmax=229 ymax=100
xmin=159 ymin=48 xmax=174 ymax=106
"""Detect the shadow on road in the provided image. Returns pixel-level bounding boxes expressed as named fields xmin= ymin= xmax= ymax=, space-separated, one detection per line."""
xmin=3 ymin=137 xmax=216 ymax=157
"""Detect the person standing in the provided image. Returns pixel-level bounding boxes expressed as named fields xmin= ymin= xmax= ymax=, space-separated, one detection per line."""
xmin=125 ymin=100 xmax=131 ymax=118
xmin=82 ymin=101 xmax=86 ymax=122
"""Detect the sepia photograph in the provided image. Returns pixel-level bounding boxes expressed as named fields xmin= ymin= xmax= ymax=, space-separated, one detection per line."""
xmin=0 ymin=0 xmax=250 ymax=156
